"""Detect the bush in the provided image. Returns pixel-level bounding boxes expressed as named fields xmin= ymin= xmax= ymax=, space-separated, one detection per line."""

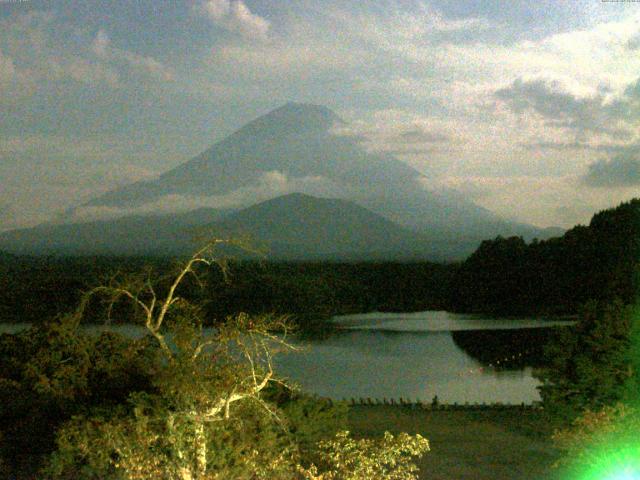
xmin=23 ymin=241 xmax=430 ymax=480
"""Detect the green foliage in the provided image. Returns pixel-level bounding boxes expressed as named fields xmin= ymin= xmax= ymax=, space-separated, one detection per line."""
xmin=14 ymin=242 xmax=430 ymax=480
xmin=0 ymin=254 xmax=455 ymax=330
xmin=0 ymin=315 xmax=159 ymax=477
xmin=551 ymin=402 xmax=640 ymax=477
xmin=535 ymin=299 xmax=634 ymax=423
xmin=205 ymin=260 xmax=455 ymax=328
xmin=0 ymin=255 xmax=173 ymax=324
xmin=275 ymin=391 xmax=349 ymax=456
xmin=43 ymin=314 xmax=420 ymax=479
xmin=298 ymin=430 xmax=429 ymax=480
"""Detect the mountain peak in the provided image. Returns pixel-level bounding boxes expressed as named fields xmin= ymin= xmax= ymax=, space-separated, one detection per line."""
xmin=234 ymin=102 xmax=343 ymax=138
xmin=274 ymin=102 xmax=339 ymax=119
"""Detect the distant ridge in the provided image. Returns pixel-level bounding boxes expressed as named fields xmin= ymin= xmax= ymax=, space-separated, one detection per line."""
xmin=78 ymin=103 xmax=539 ymax=236
xmin=0 ymin=193 xmax=474 ymax=260
xmin=6 ymin=103 xmax=564 ymax=258
xmin=0 ymin=208 xmax=230 ymax=256
xmin=209 ymin=192 xmax=437 ymax=259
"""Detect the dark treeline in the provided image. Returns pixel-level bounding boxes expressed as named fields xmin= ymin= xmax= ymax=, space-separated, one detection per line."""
xmin=2 ymin=198 xmax=638 ymax=326
xmin=0 ymin=253 xmax=175 ymax=324
xmin=0 ymin=252 xmax=455 ymax=328
xmin=449 ymin=199 xmax=640 ymax=315
xmin=451 ymin=327 xmax=571 ymax=370
xmin=203 ymin=261 xmax=455 ymax=328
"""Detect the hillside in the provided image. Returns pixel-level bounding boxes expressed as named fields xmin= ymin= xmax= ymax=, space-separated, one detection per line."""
xmin=449 ymin=198 xmax=640 ymax=314
xmin=209 ymin=193 xmax=440 ymax=260
xmin=0 ymin=208 xmax=229 ymax=256
xmin=0 ymin=193 xmax=463 ymax=260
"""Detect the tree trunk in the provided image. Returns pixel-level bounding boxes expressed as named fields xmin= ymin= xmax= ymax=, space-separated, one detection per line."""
xmin=178 ymin=467 xmax=194 ymax=480
xmin=194 ymin=420 xmax=207 ymax=479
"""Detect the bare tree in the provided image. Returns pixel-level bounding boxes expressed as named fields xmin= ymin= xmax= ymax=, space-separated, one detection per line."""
xmin=63 ymin=239 xmax=296 ymax=480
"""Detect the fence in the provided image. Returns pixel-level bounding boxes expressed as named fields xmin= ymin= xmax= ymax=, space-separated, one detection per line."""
xmin=316 ymin=396 xmax=543 ymax=411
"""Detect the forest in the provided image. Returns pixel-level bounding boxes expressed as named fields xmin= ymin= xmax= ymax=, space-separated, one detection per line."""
xmin=2 ymin=199 xmax=638 ymax=327
xmin=1 ymin=199 xmax=639 ymax=478
xmin=0 ymin=254 xmax=455 ymax=329
xmin=448 ymin=199 xmax=640 ymax=315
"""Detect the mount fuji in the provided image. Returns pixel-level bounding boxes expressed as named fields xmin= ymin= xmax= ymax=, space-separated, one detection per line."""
xmin=0 ymin=103 xmax=562 ymax=259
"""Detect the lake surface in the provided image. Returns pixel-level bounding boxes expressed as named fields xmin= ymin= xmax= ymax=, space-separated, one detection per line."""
xmin=1 ymin=311 xmax=575 ymax=404
xmin=273 ymin=311 xmax=574 ymax=404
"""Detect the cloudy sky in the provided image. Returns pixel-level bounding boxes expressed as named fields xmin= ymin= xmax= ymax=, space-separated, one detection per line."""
xmin=1 ymin=0 xmax=639 ymax=232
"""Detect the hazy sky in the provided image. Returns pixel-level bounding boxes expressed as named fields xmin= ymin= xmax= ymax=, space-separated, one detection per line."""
xmin=1 ymin=0 xmax=639 ymax=231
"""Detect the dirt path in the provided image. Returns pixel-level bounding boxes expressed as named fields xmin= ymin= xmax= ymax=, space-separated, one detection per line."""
xmin=348 ymin=406 xmax=562 ymax=480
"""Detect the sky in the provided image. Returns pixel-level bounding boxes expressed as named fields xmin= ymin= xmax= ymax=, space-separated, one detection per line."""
xmin=0 ymin=0 xmax=639 ymax=232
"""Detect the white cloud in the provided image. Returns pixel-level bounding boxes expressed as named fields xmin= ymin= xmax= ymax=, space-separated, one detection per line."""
xmin=199 ymin=0 xmax=270 ymax=40
xmin=494 ymin=78 xmax=635 ymax=140
xmin=424 ymin=174 xmax=640 ymax=228
xmin=203 ymin=0 xmax=230 ymax=20
xmin=431 ymin=12 xmax=640 ymax=101
xmin=231 ymin=1 xmax=269 ymax=39
xmin=121 ymin=50 xmax=175 ymax=81
xmin=0 ymin=13 xmax=123 ymax=90
xmin=70 ymin=171 xmax=344 ymax=222
xmin=90 ymin=29 xmax=175 ymax=81
xmin=65 ymin=57 xmax=120 ymax=87
xmin=582 ymin=147 xmax=640 ymax=188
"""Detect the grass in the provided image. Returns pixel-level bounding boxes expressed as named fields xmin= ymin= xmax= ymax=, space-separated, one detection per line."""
xmin=348 ymin=405 xmax=563 ymax=480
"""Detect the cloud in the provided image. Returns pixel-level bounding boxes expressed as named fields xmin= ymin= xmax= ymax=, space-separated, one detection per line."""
xmin=64 ymin=57 xmax=120 ymax=87
xmin=495 ymin=78 xmax=634 ymax=139
xmin=397 ymin=129 xmax=450 ymax=143
xmin=0 ymin=50 xmax=16 ymax=83
xmin=523 ymin=141 xmax=640 ymax=153
xmin=425 ymin=173 xmax=639 ymax=228
xmin=120 ymin=50 xmax=175 ymax=81
xmin=91 ymin=29 xmax=174 ymax=81
xmin=582 ymin=149 xmax=640 ymax=188
xmin=0 ymin=12 xmax=123 ymax=91
xmin=376 ymin=128 xmax=452 ymax=155
xmin=628 ymin=34 xmax=640 ymax=50
xmin=0 ymin=201 xmax=18 ymax=232
xmin=200 ymin=0 xmax=270 ymax=40
xmin=203 ymin=0 xmax=230 ymax=20
xmin=329 ymin=110 xmax=462 ymax=160
xmin=91 ymin=29 xmax=110 ymax=57
xmin=425 ymin=11 xmax=640 ymax=115
xmin=70 ymin=171 xmax=345 ymax=222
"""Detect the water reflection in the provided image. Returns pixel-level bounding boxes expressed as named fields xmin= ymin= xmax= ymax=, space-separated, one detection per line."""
xmin=275 ymin=328 xmax=542 ymax=404
xmin=1 ymin=312 xmax=568 ymax=404
xmin=332 ymin=310 xmax=576 ymax=332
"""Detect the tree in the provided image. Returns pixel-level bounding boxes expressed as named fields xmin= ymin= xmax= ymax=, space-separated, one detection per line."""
xmin=549 ymin=303 xmax=640 ymax=477
xmin=298 ymin=431 xmax=429 ymax=480
xmin=0 ymin=314 xmax=159 ymax=477
xmin=551 ymin=403 xmax=640 ymax=477
xmin=535 ymin=299 xmax=633 ymax=423
xmin=43 ymin=240 xmax=429 ymax=480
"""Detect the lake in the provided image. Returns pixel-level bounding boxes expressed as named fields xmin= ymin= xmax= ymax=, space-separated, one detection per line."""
xmin=273 ymin=311 xmax=574 ymax=404
xmin=0 ymin=311 xmax=575 ymax=404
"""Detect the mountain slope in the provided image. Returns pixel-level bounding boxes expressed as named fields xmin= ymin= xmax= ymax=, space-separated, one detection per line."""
xmin=0 ymin=194 xmax=474 ymax=260
xmin=79 ymin=102 xmax=542 ymax=240
xmin=0 ymin=208 xmax=230 ymax=256
xmin=449 ymin=198 xmax=640 ymax=314
xmin=207 ymin=193 xmax=442 ymax=259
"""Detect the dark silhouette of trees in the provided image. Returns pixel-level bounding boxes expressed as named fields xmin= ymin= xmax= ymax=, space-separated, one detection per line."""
xmin=449 ymin=199 xmax=640 ymax=315
xmin=535 ymin=299 xmax=634 ymax=423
